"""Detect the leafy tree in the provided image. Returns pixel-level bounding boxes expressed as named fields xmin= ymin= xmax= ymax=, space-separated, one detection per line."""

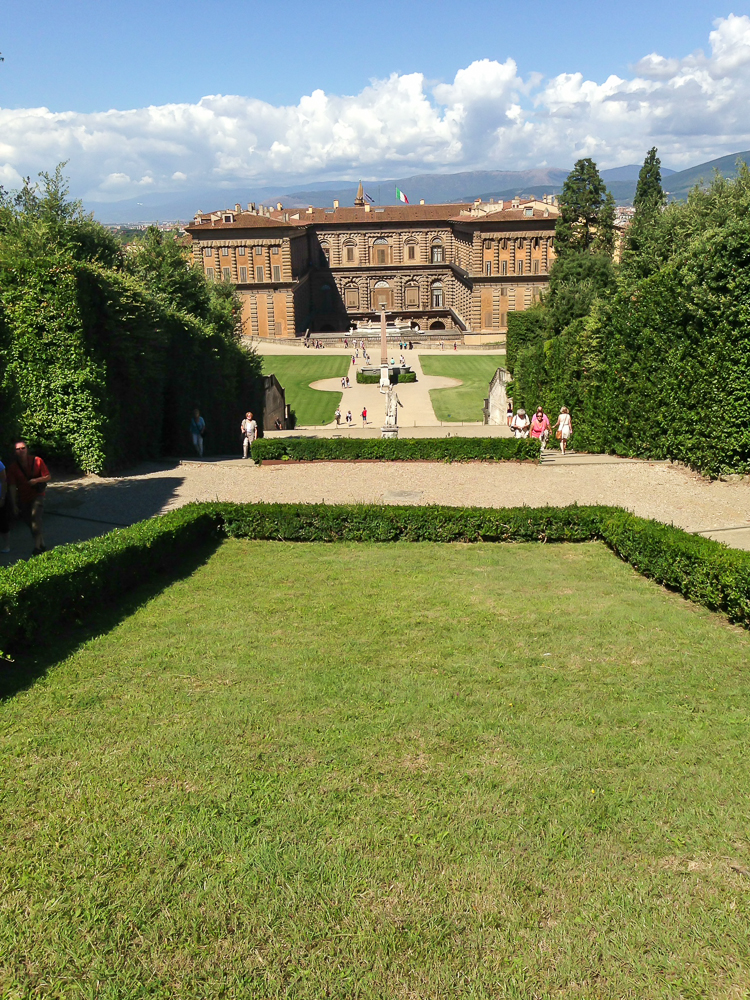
xmin=545 ymin=252 xmax=617 ymax=335
xmin=593 ymin=190 xmax=616 ymax=257
xmin=633 ymin=147 xmax=665 ymax=214
xmin=554 ymin=158 xmax=612 ymax=256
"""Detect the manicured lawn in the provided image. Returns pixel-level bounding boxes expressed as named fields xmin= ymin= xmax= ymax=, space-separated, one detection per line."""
xmin=261 ymin=354 xmax=349 ymax=425
xmin=2 ymin=539 xmax=750 ymax=998
xmin=420 ymin=354 xmax=506 ymax=421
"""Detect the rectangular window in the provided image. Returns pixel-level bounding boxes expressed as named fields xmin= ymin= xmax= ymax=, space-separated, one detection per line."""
xmin=431 ymin=247 xmax=443 ymax=263
xmin=275 ymin=322 xmax=283 ymax=336
xmin=205 ymin=267 xmax=214 ymax=280
xmin=407 ymin=245 xmax=416 ymax=260
xmin=483 ymin=312 xmax=493 ymax=328
xmin=533 ymin=260 xmax=540 ymax=274
xmin=256 ymin=266 xmax=264 ymax=282
xmin=203 ymin=247 xmax=213 ymax=257
xmin=501 ymin=260 xmax=508 ymax=275
xmin=272 ymin=265 xmax=281 ymax=282
xmin=500 ymin=312 xmax=507 ymax=327
xmin=254 ymin=246 xmax=263 ymax=256
xmin=405 ymin=286 xmax=419 ymax=307
xmin=271 ymin=246 xmax=279 ymax=255
xmin=237 ymin=246 xmax=245 ymax=256
xmin=517 ymin=261 xmax=524 ymax=275
xmin=221 ymin=247 xmax=229 ymax=256
xmin=239 ymin=266 xmax=248 ymax=282
xmin=346 ymin=247 xmax=355 ymax=262
xmin=485 ymin=261 xmax=492 ymax=276
xmin=222 ymin=267 xmax=231 ymax=281
xmin=376 ymin=249 xmax=386 ymax=264
xmin=345 ymin=288 xmax=358 ymax=309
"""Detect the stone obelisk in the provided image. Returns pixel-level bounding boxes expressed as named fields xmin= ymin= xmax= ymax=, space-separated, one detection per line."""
xmin=379 ymin=308 xmax=390 ymax=388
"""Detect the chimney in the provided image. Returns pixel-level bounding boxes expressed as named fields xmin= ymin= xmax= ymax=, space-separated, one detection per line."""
xmin=306 ymin=206 xmax=314 ymax=214
xmin=364 ymin=203 xmax=371 ymax=213
xmin=276 ymin=202 xmax=282 ymax=211
xmin=419 ymin=199 xmax=425 ymax=205
xmin=248 ymin=202 xmax=255 ymax=212
xmin=333 ymin=199 xmax=339 ymax=209
xmin=235 ymin=203 xmax=241 ymax=212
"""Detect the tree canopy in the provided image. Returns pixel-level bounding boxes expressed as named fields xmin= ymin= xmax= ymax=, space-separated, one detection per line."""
xmin=554 ymin=158 xmax=614 ymax=257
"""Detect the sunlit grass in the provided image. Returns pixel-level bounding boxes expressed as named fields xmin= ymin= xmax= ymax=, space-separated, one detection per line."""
xmin=420 ymin=354 xmax=506 ymax=421
xmin=2 ymin=539 xmax=750 ymax=998
xmin=261 ymin=354 xmax=349 ymax=425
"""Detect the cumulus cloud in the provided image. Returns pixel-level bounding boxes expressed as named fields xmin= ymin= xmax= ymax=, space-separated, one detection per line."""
xmin=1 ymin=15 xmax=749 ymax=202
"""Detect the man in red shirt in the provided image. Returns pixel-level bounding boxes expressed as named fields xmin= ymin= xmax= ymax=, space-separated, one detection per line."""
xmin=7 ymin=440 xmax=51 ymax=555
xmin=529 ymin=407 xmax=551 ymax=449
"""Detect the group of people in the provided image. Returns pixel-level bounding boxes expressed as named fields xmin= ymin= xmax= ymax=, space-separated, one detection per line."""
xmin=340 ymin=376 xmax=352 ymax=389
xmin=0 ymin=439 xmax=51 ymax=557
xmin=508 ymin=403 xmax=573 ymax=453
xmin=334 ymin=408 xmax=355 ymax=427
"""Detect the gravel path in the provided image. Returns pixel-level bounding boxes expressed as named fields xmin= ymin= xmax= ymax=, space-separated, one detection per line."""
xmin=4 ymin=454 xmax=742 ymax=567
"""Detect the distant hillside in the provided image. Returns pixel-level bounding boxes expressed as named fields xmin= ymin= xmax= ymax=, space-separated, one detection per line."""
xmin=84 ymin=153 xmax=750 ymax=222
xmin=664 ymin=151 xmax=750 ymax=199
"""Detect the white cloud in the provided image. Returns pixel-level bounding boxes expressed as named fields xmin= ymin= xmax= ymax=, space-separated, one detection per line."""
xmin=1 ymin=15 xmax=749 ymax=203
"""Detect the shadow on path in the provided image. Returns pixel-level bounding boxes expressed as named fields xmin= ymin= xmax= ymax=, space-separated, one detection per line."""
xmin=0 ymin=539 xmax=222 ymax=702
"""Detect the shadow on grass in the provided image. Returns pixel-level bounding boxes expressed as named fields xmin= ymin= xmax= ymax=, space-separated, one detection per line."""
xmin=0 ymin=538 xmax=222 ymax=702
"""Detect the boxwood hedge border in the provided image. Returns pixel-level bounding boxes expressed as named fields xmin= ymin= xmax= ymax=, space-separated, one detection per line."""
xmin=251 ymin=437 xmax=541 ymax=463
xmin=2 ymin=502 xmax=750 ymax=659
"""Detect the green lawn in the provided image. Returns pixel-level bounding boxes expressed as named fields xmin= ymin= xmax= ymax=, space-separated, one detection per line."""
xmin=420 ymin=354 xmax=506 ymax=421
xmin=2 ymin=539 xmax=750 ymax=997
xmin=261 ymin=354 xmax=349 ymax=426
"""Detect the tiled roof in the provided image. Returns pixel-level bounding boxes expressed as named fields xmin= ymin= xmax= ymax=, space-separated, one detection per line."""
xmin=269 ymin=204 xmax=468 ymax=225
xmin=451 ymin=207 xmax=558 ymax=222
xmin=185 ymin=212 xmax=297 ymax=233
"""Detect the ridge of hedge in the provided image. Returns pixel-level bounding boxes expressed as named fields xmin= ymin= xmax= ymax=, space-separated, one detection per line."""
xmin=250 ymin=437 xmax=541 ymax=463
xmin=356 ymin=371 xmax=417 ymax=384
xmin=2 ymin=502 xmax=750 ymax=658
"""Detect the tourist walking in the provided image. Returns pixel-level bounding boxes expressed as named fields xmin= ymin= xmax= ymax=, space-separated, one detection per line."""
xmin=345 ymin=376 xmax=350 ymax=388
xmin=530 ymin=407 xmax=551 ymax=449
xmin=506 ymin=400 xmax=513 ymax=426
xmin=334 ymin=407 xmax=341 ymax=426
xmin=241 ymin=411 xmax=258 ymax=458
xmin=7 ymin=440 xmax=51 ymax=556
xmin=190 ymin=408 xmax=205 ymax=457
xmin=361 ymin=407 xmax=367 ymax=426
xmin=553 ymin=407 xmax=573 ymax=455
xmin=510 ymin=408 xmax=530 ymax=438
xmin=453 ymin=341 xmax=457 ymax=351
xmin=346 ymin=410 xmax=353 ymax=427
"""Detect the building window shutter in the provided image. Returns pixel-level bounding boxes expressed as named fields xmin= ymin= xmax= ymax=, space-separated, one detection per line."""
xmin=483 ymin=312 xmax=493 ymax=328
xmin=206 ymin=267 xmax=214 ymax=280
xmin=256 ymin=266 xmax=264 ymax=282
xmin=239 ymin=267 xmax=248 ymax=282
xmin=273 ymin=265 xmax=281 ymax=282
xmin=222 ymin=267 xmax=231 ymax=281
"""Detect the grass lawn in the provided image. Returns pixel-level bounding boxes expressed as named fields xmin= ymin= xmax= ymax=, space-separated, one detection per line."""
xmin=261 ymin=355 xmax=349 ymax=426
xmin=3 ymin=540 xmax=750 ymax=998
xmin=420 ymin=354 xmax=506 ymax=421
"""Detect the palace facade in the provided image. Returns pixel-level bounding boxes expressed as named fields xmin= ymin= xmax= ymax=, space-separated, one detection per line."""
xmin=184 ymin=188 xmax=559 ymax=338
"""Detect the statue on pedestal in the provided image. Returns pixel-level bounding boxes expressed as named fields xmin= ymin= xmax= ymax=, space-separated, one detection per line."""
xmin=381 ymin=384 xmax=403 ymax=438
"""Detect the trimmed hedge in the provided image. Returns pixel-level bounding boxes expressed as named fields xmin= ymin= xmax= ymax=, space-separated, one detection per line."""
xmin=356 ymin=370 xmax=417 ymax=384
xmin=250 ymin=437 xmax=541 ymax=463
xmin=5 ymin=501 xmax=750 ymax=658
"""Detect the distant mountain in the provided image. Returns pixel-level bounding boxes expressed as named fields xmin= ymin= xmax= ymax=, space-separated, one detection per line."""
xmin=83 ymin=153 xmax=750 ymax=223
xmin=664 ymin=151 xmax=750 ymax=199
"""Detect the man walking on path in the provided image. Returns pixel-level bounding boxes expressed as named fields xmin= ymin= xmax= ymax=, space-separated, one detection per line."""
xmin=530 ymin=407 xmax=551 ymax=449
xmin=511 ymin=409 xmax=530 ymax=438
xmin=241 ymin=411 xmax=258 ymax=458
xmin=190 ymin=408 xmax=205 ymax=457
xmin=7 ymin=440 xmax=51 ymax=556
xmin=361 ymin=407 xmax=367 ymax=426
xmin=334 ymin=407 xmax=341 ymax=426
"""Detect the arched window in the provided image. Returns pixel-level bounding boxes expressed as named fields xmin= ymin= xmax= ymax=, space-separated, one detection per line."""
xmin=320 ymin=243 xmax=330 ymax=266
xmin=431 ymin=281 xmax=444 ymax=309
xmin=405 ymin=241 xmax=417 ymax=261
xmin=431 ymin=239 xmax=444 ymax=264
xmin=405 ymin=284 xmax=419 ymax=308
xmin=343 ymin=240 xmax=356 ymax=264
xmin=373 ymin=279 xmax=392 ymax=310
xmin=372 ymin=238 xmax=390 ymax=265
xmin=344 ymin=285 xmax=359 ymax=310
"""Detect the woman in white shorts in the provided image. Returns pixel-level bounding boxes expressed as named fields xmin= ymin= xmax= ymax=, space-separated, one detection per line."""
xmin=554 ymin=407 xmax=573 ymax=455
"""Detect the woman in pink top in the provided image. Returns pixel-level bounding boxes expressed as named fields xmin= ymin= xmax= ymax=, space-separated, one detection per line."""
xmin=529 ymin=407 xmax=550 ymax=448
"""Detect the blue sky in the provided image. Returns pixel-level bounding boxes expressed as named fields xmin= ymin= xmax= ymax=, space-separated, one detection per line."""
xmin=1 ymin=0 xmax=732 ymax=112
xmin=1 ymin=0 xmax=749 ymax=207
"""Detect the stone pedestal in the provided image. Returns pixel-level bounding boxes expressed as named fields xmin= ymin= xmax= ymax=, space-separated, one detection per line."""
xmin=381 ymin=425 xmax=399 ymax=439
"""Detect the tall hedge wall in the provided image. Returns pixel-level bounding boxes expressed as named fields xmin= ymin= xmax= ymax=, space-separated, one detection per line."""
xmin=0 ymin=254 xmax=263 ymax=472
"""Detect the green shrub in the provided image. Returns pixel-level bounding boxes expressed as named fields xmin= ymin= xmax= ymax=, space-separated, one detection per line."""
xmin=356 ymin=372 xmax=382 ymax=384
xmin=251 ymin=437 xmax=541 ymax=463
xmin=396 ymin=371 xmax=417 ymax=383
xmin=356 ymin=370 xmax=417 ymax=384
xmin=5 ymin=502 xmax=750 ymax=657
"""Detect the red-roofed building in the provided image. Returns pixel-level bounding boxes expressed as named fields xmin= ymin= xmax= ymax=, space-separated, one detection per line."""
xmin=183 ymin=194 xmax=559 ymax=338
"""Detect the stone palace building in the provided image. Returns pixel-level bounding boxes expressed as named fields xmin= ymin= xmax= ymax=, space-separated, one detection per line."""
xmin=184 ymin=185 xmax=559 ymax=339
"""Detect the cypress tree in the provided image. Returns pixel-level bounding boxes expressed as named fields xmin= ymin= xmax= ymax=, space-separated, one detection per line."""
xmin=633 ymin=147 xmax=665 ymax=215
xmin=554 ymin=158 xmax=609 ymax=256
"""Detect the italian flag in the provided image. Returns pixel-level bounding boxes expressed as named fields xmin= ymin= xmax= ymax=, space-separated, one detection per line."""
xmin=396 ymin=186 xmax=409 ymax=204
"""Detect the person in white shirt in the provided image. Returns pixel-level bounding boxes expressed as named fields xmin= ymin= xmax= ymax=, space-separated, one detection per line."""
xmin=510 ymin=408 xmax=530 ymax=439
xmin=241 ymin=411 xmax=258 ymax=458
xmin=553 ymin=407 xmax=573 ymax=455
